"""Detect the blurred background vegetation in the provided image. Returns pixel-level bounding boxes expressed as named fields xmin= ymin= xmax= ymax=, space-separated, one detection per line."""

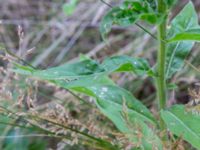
xmin=0 ymin=0 xmax=200 ymax=149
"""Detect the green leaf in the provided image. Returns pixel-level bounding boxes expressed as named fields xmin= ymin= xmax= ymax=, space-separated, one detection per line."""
xmin=102 ymin=55 xmax=153 ymax=76
xmin=100 ymin=7 xmax=139 ymax=40
xmin=166 ymin=82 xmax=178 ymax=90
xmin=145 ymin=0 xmax=157 ymax=10
xmin=13 ymin=59 xmax=105 ymax=80
xmin=13 ymin=55 xmax=154 ymax=80
xmin=164 ymin=0 xmax=177 ymax=9
xmin=92 ymin=85 xmax=157 ymax=125
xmin=140 ymin=13 xmax=163 ymax=24
xmin=165 ymin=1 xmax=198 ymax=78
xmin=13 ymin=60 xmax=160 ymax=149
xmin=13 ymin=58 xmax=154 ymax=123
xmin=100 ymin=1 xmax=163 ymax=39
xmin=168 ymin=28 xmax=200 ymax=42
xmin=54 ymin=75 xmax=114 ymax=96
xmin=0 ymin=113 xmax=47 ymax=150
xmin=56 ymin=79 xmax=156 ymax=125
xmin=92 ymin=86 xmax=162 ymax=150
xmin=13 ymin=63 xmax=35 ymax=74
xmin=62 ymin=0 xmax=78 ymax=16
xmin=57 ymin=80 xmax=161 ymax=149
xmin=128 ymin=119 xmax=163 ymax=150
xmin=161 ymin=105 xmax=200 ymax=149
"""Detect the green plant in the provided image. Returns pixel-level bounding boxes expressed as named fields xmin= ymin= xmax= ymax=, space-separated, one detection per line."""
xmin=62 ymin=0 xmax=79 ymax=16
xmin=7 ymin=0 xmax=200 ymax=149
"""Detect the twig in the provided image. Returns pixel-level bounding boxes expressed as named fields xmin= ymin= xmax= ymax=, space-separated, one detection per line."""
xmin=185 ymin=60 xmax=200 ymax=73
xmin=0 ymin=134 xmax=62 ymax=139
xmin=135 ymin=23 xmax=157 ymax=40
xmin=100 ymin=0 xmax=113 ymax=8
xmin=53 ymin=22 xmax=88 ymax=64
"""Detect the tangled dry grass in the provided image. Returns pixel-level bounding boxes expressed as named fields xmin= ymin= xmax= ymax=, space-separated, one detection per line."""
xmin=1 ymin=0 xmax=200 ymax=149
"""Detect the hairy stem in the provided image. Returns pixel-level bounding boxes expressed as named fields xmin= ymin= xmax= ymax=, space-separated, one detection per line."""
xmin=156 ymin=0 xmax=167 ymax=130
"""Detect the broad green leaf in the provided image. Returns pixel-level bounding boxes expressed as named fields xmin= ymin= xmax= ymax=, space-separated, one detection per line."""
xmin=100 ymin=7 xmax=140 ymax=40
xmin=165 ymin=2 xmax=198 ymax=78
xmin=81 ymin=85 xmax=161 ymax=149
xmin=161 ymin=105 xmax=200 ymax=149
xmin=102 ymin=55 xmax=153 ymax=76
xmin=13 ymin=62 xmax=160 ymax=149
xmin=168 ymin=28 xmax=200 ymax=42
xmin=56 ymin=79 xmax=156 ymax=125
xmin=62 ymin=0 xmax=78 ymax=16
xmin=13 ymin=55 xmax=154 ymax=80
xmin=54 ymin=75 xmax=114 ymax=97
xmin=92 ymin=85 xmax=157 ymax=125
xmin=145 ymin=0 xmax=157 ymax=10
xmin=128 ymin=119 xmax=162 ymax=150
xmin=140 ymin=13 xmax=163 ymax=24
xmin=100 ymin=1 xmax=163 ymax=39
xmin=13 ymin=55 xmax=154 ymax=147
xmin=56 ymin=81 xmax=161 ymax=149
xmin=13 ymin=59 xmax=105 ymax=80
xmin=13 ymin=59 xmax=155 ymax=124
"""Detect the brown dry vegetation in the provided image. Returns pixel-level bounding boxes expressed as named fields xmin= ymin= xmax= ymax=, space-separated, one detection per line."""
xmin=0 ymin=0 xmax=200 ymax=149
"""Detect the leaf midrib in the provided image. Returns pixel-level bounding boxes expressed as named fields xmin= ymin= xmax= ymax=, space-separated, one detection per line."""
xmin=166 ymin=42 xmax=180 ymax=77
xmin=165 ymin=111 xmax=200 ymax=140
xmin=97 ymin=98 xmax=156 ymax=125
xmin=166 ymin=24 xmax=194 ymax=77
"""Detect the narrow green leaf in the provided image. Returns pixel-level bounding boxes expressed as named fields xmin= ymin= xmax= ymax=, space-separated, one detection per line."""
xmin=165 ymin=1 xmax=198 ymax=78
xmin=13 ymin=63 xmax=35 ymax=75
xmin=168 ymin=28 xmax=200 ymax=42
xmin=161 ymin=105 xmax=200 ymax=149
xmin=0 ymin=114 xmax=47 ymax=150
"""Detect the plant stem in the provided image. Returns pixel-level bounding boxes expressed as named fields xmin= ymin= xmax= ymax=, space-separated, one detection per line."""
xmin=156 ymin=0 xmax=167 ymax=130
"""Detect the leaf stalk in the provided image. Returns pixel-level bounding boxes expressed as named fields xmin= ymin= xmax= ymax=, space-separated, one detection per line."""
xmin=156 ymin=0 xmax=167 ymax=131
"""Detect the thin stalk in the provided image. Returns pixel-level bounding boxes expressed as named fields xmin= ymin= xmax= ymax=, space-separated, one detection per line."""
xmin=0 ymin=106 xmax=118 ymax=150
xmin=156 ymin=0 xmax=167 ymax=130
xmin=29 ymin=115 xmax=119 ymax=150
xmin=0 ymin=44 xmax=36 ymax=69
